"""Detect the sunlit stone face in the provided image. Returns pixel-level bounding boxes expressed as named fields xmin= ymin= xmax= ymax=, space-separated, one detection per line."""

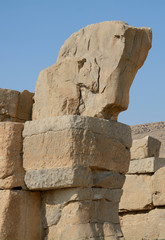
xmin=33 ymin=21 xmax=152 ymax=121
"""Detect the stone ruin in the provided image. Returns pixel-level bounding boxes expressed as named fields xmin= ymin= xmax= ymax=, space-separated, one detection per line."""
xmin=2 ymin=20 xmax=164 ymax=240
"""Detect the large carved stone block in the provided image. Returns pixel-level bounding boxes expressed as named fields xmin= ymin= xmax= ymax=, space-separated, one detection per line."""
xmin=33 ymin=21 xmax=152 ymax=121
xmin=25 ymin=167 xmax=125 ymax=190
xmin=0 ymin=190 xmax=42 ymax=240
xmin=0 ymin=122 xmax=25 ymax=189
xmin=23 ymin=115 xmax=131 ymax=174
xmin=119 ymin=175 xmax=152 ymax=212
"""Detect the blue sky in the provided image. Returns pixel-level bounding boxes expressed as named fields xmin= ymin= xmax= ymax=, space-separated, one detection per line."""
xmin=0 ymin=0 xmax=165 ymax=125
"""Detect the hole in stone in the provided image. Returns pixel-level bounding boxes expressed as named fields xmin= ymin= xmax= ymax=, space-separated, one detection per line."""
xmin=12 ymin=186 xmax=22 ymax=190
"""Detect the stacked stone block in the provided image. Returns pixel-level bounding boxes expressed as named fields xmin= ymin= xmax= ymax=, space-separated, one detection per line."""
xmin=0 ymin=89 xmax=42 ymax=240
xmin=23 ymin=115 xmax=132 ymax=240
xmin=119 ymin=136 xmax=165 ymax=240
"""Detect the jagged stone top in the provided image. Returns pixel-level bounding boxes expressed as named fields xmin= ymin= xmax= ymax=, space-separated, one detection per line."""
xmin=33 ymin=21 xmax=152 ymax=121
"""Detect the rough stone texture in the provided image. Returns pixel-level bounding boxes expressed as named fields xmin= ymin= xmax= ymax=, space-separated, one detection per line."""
xmin=119 ymin=175 xmax=152 ymax=212
xmin=25 ymin=167 xmax=93 ymax=190
xmin=92 ymin=170 xmax=125 ymax=189
xmin=25 ymin=167 xmax=126 ymax=191
xmin=46 ymin=222 xmax=123 ymax=240
xmin=0 ymin=190 xmax=42 ymax=240
xmin=152 ymin=166 xmax=165 ymax=206
xmin=33 ymin=21 xmax=152 ymax=121
xmin=120 ymin=208 xmax=165 ymax=240
xmin=23 ymin=115 xmax=131 ymax=148
xmin=42 ymin=188 xmax=123 ymax=239
xmin=0 ymin=122 xmax=25 ymax=189
xmin=23 ymin=116 xmax=131 ymax=174
xmin=131 ymin=121 xmax=165 ymax=158
xmin=130 ymin=136 xmax=161 ymax=160
xmin=128 ymin=157 xmax=165 ymax=174
xmin=0 ymin=88 xmax=34 ymax=122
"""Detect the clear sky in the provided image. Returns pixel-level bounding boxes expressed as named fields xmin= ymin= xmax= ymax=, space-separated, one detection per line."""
xmin=0 ymin=0 xmax=165 ymax=125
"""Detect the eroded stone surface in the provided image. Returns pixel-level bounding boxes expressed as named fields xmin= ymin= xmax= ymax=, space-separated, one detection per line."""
xmin=42 ymin=188 xmax=123 ymax=239
xmin=46 ymin=222 xmax=123 ymax=240
xmin=128 ymin=157 xmax=165 ymax=174
xmin=92 ymin=170 xmax=125 ymax=189
xmin=25 ymin=167 xmax=126 ymax=191
xmin=120 ymin=208 xmax=165 ymax=240
xmin=0 ymin=122 xmax=25 ymax=189
xmin=131 ymin=136 xmax=161 ymax=160
xmin=0 ymin=89 xmax=34 ymax=122
xmin=33 ymin=21 xmax=152 ymax=121
xmin=152 ymin=166 xmax=165 ymax=206
xmin=25 ymin=167 xmax=93 ymax=190
xmin=0 ymin=190 xmax=42 ymax=240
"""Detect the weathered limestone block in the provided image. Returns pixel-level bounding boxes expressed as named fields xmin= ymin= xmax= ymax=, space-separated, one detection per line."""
xmin=25 ymin=167 xmax=93 ymax=190
xmin=119 ymin=175 xmax=152 ymax=212
xmin=152 ymin=166 xmax=165 ymax=206
xmin=128 ymin=157 xmax=165 ymax=174
xmin=0 ymin=88 xmax=34 ymax=122
xmin=120 ymin=208 xmax=165 ymax=240
xmin=0 ymin=122 xmax=25 ymax=189
xmin=0 ymin=190 xmax=42 ymax=240
xmin=25 ymin=167 xmax=125 ymax=190
xmin=131 ymin=136 xmax=161 ymax=160
xmin=33 ymin=21 xmax=152 ymax=121
xmin=23 ymin=115 xmax=131 ymax=174
xmin=42 ymin=188 xmax=123 ymax=239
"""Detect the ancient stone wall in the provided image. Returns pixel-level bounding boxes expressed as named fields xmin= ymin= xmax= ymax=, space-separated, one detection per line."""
xmin=0 ymin=21 xmax=154 ymax=240
xmin=119 ymin=136 xmax=165 ymax=240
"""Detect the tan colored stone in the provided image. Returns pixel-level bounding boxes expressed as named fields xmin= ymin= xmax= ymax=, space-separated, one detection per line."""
xmin=0 ymin=88 xmax=34 ymax=122
xmin=42 ymin=188 xmax=122 ymax=228
xmin=128 ymin=157 xmax=165 ymax=174
xmin=0 ymin=122 xmax=25 ymax=189
xmin=33 ymin=21 xmax=152 ymax=121
xmin=119 ymin=175 xmax=152 ymax=212
xmin=25 ymin=165 xmax=126 ymax=191
xmin=23 ymin=116 xmax=131 ymax=174
xmin=25 ymin=167 xmax=93 ymax=190
xmin=131 ymin=121 xmax=165 ymax=158
xmin=42 ymin=188 xmax=122 ymax=205
xmin=57 ymin=200 xmax=119 ymax=225
xmin=120 ymin=208 xmax=165 ymax=240
xmin=17 ymin=90 xmax=34 ymax=121
xmin=0 ymin=190 xmax=42 ymax=240
xmin=23 ymin=115 xmax=131 ymax=148
xmin=131 ymin=136 xmax=161 ymax=160
xmin=152 ymin=166 xmax=165 ymax=206
xmin=46 ymin=222 xmax=123 ymax=240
